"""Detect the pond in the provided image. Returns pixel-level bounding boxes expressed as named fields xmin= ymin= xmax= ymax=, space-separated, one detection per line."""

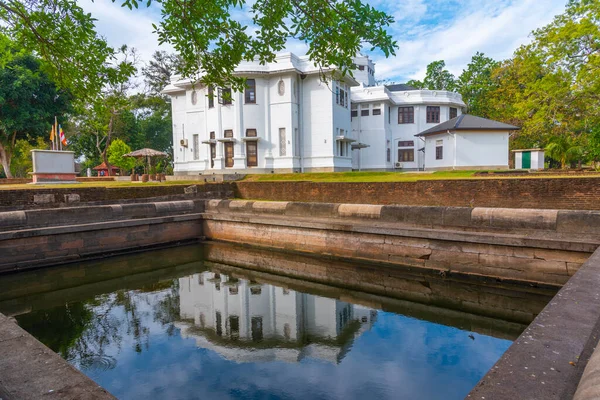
xmin=0 ymin=243 xmax=554 ymax=400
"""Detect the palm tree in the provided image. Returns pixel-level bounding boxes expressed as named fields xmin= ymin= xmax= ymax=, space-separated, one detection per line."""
xmin=545 ymin=135 xmax=584 ymax=169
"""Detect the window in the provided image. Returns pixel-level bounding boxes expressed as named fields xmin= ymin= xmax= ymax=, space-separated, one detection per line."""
xmin=208 ymin=86 xmax=214 ymax=108
xmin=229 ymin=316 xmax=239 ymax=340
xmin=361 ymin=109 xmax=369 ymax=117
xmin=225 ymin=142 xmax=234 ymax=167
xmin=193 ymin=134 xmax=199 ymax=160
xmin=358 ymin=65 xmax=365 ymax=71
xmin=335 ymin=88 xmax=339 ymax=105
xmin=251 ymin=286 xmax=262 ymax=295
xmin=427 ymin=106 xmax=440 ymax=123
xmin=251 ymin=317 xmax=263 ymax=342
xmin=246 ymin=141 xmax=257 ymax=167
xmin=436 ymin=139 xmax=443 ymax=160
xmin=398 ymin=140 xmax=414 ymax=147
xmin=398 ymin=149 xmax=415 ymax=162
xmin=224 ymin=129 xmax=233 ymax=138
xmin=210 ymin=143 xmax=216 ymax=168
xmin=344 ymin=91 xmax=348 ymax=108
xmin=398 ymin=107 xmax=414 ymax=124
xmin=219 ymin=87 xmax=232 ymax=105
xmin=191 ymin=90 xmax=198 ymax=105
xmin=246 ymin=129 xmax=257 ymax=137
xmin=386 ymin=148 xmax=391 ymax=162
xmin=373 ymin=108 xmax=381 ymax=116
xmin=245 ymin=79 xmax=256 ymax=103
xmin=210 ymin=131 xmax=215 ymax=140
xmin=337 ymin=141 xmax=347 ymax=157
xmin=216 ymin=312 xmax=222 ymax=336
xmin=279 ymin=128 xmax=286 ymax=156
xmin=388 ymin=107 xmax=391 ymax=123
xmin=450 ymin=107 xmax=458 ymax=119
xmin=294 ymin=128 xmax=300 ymax=157
xmin=229 ymin=286 xmax=238 ymax=295
xmin=351 ymin=110 xmax=358 ymax=118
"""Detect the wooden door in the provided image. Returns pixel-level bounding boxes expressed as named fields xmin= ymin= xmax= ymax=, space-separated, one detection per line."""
xmin=225 ymin=142 xmax=234 ymax=167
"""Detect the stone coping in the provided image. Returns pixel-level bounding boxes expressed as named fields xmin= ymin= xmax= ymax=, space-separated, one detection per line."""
xmin=468 ymin=246 xmax=600 ymax=399
xmin=0 ymin=312 xmax=115 ymax=399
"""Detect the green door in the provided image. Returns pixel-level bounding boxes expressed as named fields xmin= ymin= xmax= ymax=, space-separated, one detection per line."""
xmin=522 ymin=151 xmax=531 ymax=169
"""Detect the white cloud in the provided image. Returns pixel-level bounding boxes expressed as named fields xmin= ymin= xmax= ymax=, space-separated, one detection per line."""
xmin=372 ymin=0 xmax=567 ymax=82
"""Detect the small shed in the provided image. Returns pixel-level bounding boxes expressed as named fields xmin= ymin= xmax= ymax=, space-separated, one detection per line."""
xmin=512 ymin=149 xmax=544 ymax=170
xmin=415 ymin=115 xmax=519 ymax=171
xmin=93 ymin=162 xmax=119 ymax=176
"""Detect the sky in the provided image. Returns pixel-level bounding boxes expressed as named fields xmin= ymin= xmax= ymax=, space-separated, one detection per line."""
xmin=78 ymin=0 xmax=569 ymax=83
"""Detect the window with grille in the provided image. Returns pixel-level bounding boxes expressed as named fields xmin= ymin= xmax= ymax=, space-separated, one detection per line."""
xmin=398 ymin=107 xmax=414 ymax=124
xmin=398 ymin=140 xmax=414 ymax=147
xmin=209 ymin=131 xmax=215 ymax=139
xmin=450 ymin=107 xmax=458 ymax=119
xmin=361 ymin=109 xmax=369 ymax=117
xmin=398 ymin=149 xmax=414 ymax=162
xmin=373 ymin=108 xmax=381 ymax=115
xmin=219 ymin=88 xmax=232 ymax=105
xmin=246 ymin=129 xmax=257 ymax=137
xmin=436 ymin=140 xmax=443 ymax=160
xmin=224 ymin=129 xmax=233 ymax=138
xmin=246 ymin=141 xmax=258 ymax=167
xmin=245 ymin=79 xmax=256 ymax=103
xmin=427 ymin=106 xmax=440 ymax=123
xmin=193 ymin=134 xmax=199 ymax=160
xmin=208 ymin=86 xmax=214 ymax=108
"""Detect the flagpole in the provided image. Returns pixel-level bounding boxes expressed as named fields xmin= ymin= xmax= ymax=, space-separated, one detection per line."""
xmin=55 ymin=116 xmax=60 ymax=151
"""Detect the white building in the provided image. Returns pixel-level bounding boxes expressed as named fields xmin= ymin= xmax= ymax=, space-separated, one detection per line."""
xmin=415 ymin=114 xmax=519 ymax=170
xmin=164 ymin=53 xmax=513 ymax=174
xmin=175 ymin=271 xmax=377 ymax=364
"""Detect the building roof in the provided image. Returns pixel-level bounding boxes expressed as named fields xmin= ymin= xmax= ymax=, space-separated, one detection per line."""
xmin=92 ymin=162 xmax=119 ymax=171
xmin=415 ymin=114 xmax=520 ymax=137
xmin=385 ymin=83 xmax=417 ymax=92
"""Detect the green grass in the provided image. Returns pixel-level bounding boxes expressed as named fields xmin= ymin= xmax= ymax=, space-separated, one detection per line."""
xmin=241 ymin=170 xmax=600 ymax=182
xmin=243 ymin=170 xmax=482 ymax=182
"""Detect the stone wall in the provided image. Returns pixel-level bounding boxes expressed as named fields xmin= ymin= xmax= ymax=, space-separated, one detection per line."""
xmin=0 ymin=199 xmax=206 ymax=273
xmin=202 ymin=200 xmax=600 ymax=285
xmin=233 ymin=177 xmax=600 ymax=210
xmin=0 ymin=183 xmax=232 ymax=210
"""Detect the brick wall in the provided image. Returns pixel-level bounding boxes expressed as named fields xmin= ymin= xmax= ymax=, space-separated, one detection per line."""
xmin=233 ymin=177 xmax=600 ymax=210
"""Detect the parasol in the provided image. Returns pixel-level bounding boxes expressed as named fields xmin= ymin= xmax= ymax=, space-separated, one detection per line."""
xmin=123 ymin=148 xmax=168 ymax=174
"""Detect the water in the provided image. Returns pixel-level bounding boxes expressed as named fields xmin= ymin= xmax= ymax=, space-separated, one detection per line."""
xmin=0 ymin=243 xmax=546 ymax=400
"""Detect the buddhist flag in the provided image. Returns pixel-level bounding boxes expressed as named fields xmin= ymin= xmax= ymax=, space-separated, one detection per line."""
xmin=50 ymin=124 xmax=55 ymax=142
xmin=59 ymin=125 xmax=67 ymax=146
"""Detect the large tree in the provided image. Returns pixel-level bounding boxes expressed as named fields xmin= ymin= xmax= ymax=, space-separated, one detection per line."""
xmin=456 ymin=52 xmax=499 ymax=118
xmin=407 ymin=60 xmax=456 ymax=91
xmin=0 ymin=51 xmax=72 ymax=177
xmin=1 ymin=0 xmax=397 ymax=94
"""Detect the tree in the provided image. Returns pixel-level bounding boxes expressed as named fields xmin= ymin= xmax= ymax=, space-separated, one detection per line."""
xmin=545 ymin=135 xmax=584 ymax=169
xmin=108 ymin=139 xmax=136 ymax=174
xmin=9 ymin=137 xmax=48 ymax=178
xmin=142 ymin=51 xmax=183 ymax=98
xmin=1 ymin=0 xmax=397 ymax=94
xmin=0 ymin=51 xmax=72 ymax=178
xmin=406 ymin=60 xmax=456 ymax=91
xmin=457 ymin=52 xmax=499 ymax=117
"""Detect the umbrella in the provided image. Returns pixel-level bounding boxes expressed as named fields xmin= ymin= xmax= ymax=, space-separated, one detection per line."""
xmin=123 ymin=148 xmax=169 ymax=174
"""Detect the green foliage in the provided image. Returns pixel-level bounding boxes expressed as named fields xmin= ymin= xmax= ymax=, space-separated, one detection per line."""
xmin=0 ymin=49 xmax=72 ymax=177
xmin=407 ymin=60 xmax=456 ymax=91
xmin=9 ymin=137 xmax=48 ymax=178
xmin=0 ymin=1 xmax=133 ymax=104
xmin=108 ymin=139 xmax=136 ymax=173
xmin=545 ymin=135 xmax=584 ymax=169
xmin=456 ymin=52 xmax=499 ymax=117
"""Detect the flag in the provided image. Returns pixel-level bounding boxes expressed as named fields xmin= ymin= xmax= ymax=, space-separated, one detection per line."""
xmin=50 ymin=124 xmax=55 ymax=142
xmin=59 ymin=125 xmax=67 ymax=146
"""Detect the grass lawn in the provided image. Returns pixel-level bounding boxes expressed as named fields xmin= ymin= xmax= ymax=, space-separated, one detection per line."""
xmin=241 ymin=170 xmax=600 ymax=182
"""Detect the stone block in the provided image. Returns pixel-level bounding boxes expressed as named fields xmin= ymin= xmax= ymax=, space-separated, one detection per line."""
xmin=380 ymin=205 xmax=444 ymax=226
xmin=33 ymin=193 xmax=55 ymax=204
xmin=63 ymin=193 xmax=80 ymax=203
xmin=441 ymin=207 xmax=473 ymax=227
xmin=184 ymin=185 xmax=198 ymax=194
xmin=285 ymin=202 xmax=338 ymax=218
xmin=338 ymin=204 xmax=382 ymax=219
xmin=252 ymin=201 xmax=288 ymax=214
xmin=556 ymin=210 xmax=600 ymax=234
xmin=471 ymin=207 xmax=558 ymax=230
xmin=0 ymin=211 xmax=26 ymax=230
xmin=154 ymin=200 xmax=195 ymax=215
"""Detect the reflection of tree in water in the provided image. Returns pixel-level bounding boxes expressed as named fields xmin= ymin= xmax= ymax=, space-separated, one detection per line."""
xmin=16 ymin=278 xmax=181 ymax=371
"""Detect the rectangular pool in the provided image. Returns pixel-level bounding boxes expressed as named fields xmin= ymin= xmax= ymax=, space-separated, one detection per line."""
xmin=0 ymin=243 xmax=555 ymax=400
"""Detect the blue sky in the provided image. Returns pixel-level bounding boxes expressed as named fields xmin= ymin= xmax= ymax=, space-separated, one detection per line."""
xmin=79 ymin=0 xmax=568 ymax=83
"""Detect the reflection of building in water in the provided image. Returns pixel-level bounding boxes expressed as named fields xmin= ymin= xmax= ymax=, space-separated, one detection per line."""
xmin=175 ymin=271 xmax=377 ymax=364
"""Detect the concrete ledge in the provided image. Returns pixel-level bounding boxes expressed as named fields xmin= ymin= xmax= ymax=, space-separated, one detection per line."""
xmin=574 ymin=342 xmax=600 ymax=399
xmin=0 ymin=313 xmax=115 ymax=399
xmin=338 ymin=204 xmax=382 ymax=219
xmin=472 ymin=207 xmax=558 ymax=230
xmin=468 ymin=247 xmax=600 ymax=399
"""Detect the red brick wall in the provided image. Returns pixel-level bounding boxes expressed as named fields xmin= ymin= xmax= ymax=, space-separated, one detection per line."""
xmin=233 ymin=177 xmax=600 ymax=210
